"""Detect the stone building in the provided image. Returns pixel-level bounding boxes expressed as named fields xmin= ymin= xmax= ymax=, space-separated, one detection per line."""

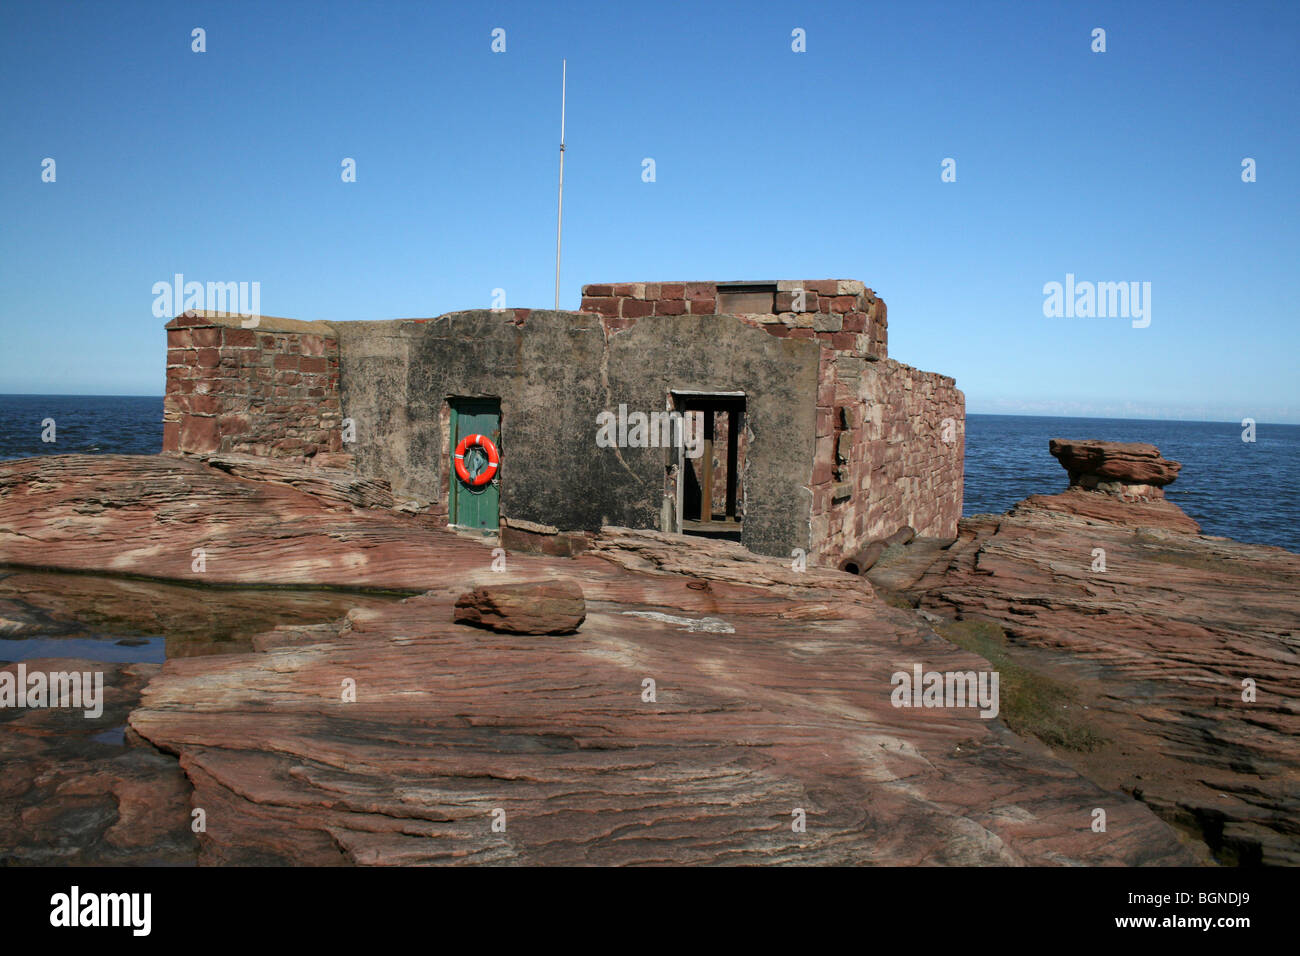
xmin=162 ymin=278 xmax=964 ymax=566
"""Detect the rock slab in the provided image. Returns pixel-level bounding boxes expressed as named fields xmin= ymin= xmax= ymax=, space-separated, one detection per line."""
xmin=1049 ymin=438 xmax=1182 ymax=493
xmin=454 ymin=579 xmax=586 ymax=634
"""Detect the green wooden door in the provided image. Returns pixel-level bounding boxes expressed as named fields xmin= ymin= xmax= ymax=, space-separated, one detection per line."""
xmin=449 ymin=398 xmax=501 ymax=531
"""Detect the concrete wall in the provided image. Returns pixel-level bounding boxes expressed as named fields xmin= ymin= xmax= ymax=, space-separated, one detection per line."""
xmin=162 ymin=312 xmax=343 ymax=458
xmin=335 ymin=309 xmax=821 ymax=558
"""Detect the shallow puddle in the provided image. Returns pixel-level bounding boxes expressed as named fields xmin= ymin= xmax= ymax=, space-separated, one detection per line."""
xmin=0 ymin=566 xmax=406 ymax=661
xmin=0 ymin=566 xmax=409 ymax=864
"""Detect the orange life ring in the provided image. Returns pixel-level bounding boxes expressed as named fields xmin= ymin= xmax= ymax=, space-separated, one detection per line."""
xmin=453 ymin=434 xmax=499 ymax=487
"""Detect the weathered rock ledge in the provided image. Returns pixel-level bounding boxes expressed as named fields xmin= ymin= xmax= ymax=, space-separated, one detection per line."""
xmin=0 ymin=454 xmax=1206 ymax=865
xmin=1049 ymin=438 xmax=1183 ymax=501
xmin=870 ymin=452 xmax=1299 ymax=865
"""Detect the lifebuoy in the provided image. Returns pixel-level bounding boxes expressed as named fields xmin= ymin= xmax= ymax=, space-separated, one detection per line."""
xmin=454 ymin=434 xmax=499 ymax=487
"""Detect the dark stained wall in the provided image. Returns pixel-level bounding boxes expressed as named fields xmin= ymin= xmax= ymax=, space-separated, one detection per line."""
xmin=335 ymin=309 xmax=821 ymax=558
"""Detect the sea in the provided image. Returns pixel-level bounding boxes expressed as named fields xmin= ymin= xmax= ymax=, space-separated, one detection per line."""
xmin=0 ymin=396 xmax=1296 ymax=553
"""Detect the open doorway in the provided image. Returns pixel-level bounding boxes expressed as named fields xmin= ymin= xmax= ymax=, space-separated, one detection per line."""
xmin=672 ymin=391 xmax=746 ymax=543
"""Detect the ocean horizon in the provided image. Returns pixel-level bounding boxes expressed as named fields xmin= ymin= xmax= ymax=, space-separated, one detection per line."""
xmin=1 ymin=394 xmax=1296 ymax=553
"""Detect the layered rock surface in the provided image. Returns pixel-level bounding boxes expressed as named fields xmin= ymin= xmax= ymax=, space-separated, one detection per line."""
xmin=1049 ymin=439 xmax=1183 ymax=499
xmin=0 ymin=658 xmax=196 ymax=865
xmin=872 ymin=482 xmax=1299 ymax=865
xmin=453 ymin=579 xmax=587 ymax=635
xmin=0 ymin=454 xmax=1194 ymax=865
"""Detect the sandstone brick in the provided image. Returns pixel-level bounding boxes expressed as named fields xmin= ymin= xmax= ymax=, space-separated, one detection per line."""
xmin=812 ymin=458 xmax=834 ymax=486
xmin=217 ymin=412 xmax=251 ymax=433
xmin=775 ymin=290 xmax=819 ymax=313
xmin=223 ymin=328 xmax=256 ymax=348
xmin=842 ymin=312 xmax=867 ymax=333
xmin=654 ymin=299 xmax=687 ymax=315
xmin=659 ymin=283 xmax=686 ymax=299
xmin=179 ymin=414 xmax=220 ymax=453
xmin=621 ymin=298 xmax=654 ymax=318
xmin=274 ymin=355 xmax=299 ymax=370
xmin=196 ymin=348 xmax=220 ymax=368
xmin=189 ymin=393 xmax=222 ymax=415
xmin=583 ymin=284 xmax=614 ymax=297
xmin=581 ymin=296 xmax=620 ymax=317
xmin=300 ymin=356 xmax=327 ymax=374
xmin=814 ymin=313 xmax=843 ymax=333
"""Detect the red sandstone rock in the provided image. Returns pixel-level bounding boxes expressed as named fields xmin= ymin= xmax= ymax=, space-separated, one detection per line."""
xmin=872 ymin=494 xmax=1298 ymax=865
xmin=1017 ymin=488 xmax=1201 ymax=534
xmin=453 ymin=579 xmax=586 ymax=634
xmin=0 ymin=658 xmax=196 ymax=865
xmin=1 ymin=454 xmax=1194 ymax=866
xmin=1049 ymin=439 xmax=1182 ymax=488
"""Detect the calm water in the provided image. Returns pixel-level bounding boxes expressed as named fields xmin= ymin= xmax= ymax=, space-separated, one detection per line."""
xmin=0 ymin=395 xmax=162 ymax=458
xmin=0 ymin=396 xmax=1295 ymax=553
xmin=964 ymin=414 xmax=1299 ymax=553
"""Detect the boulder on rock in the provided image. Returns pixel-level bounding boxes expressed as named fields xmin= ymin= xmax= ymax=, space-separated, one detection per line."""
xmin=1049 ymin=439 xmax=1182 ymax=498
xmin=453 ymin=578 xmax=586 ymax=634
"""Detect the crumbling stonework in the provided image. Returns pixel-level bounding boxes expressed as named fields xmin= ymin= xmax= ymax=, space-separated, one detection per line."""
xmin=159 ymin=277 xmax=962 ymax=567
xmin=163 ymin=312 xmax=344 ymax=459
xmin=580 ymin=279 xmax=887 ymax=360
xmin=808 ymin=348 xmax=964 ymax=564
xmin=580 ymin=279 xmax=960 ymax=558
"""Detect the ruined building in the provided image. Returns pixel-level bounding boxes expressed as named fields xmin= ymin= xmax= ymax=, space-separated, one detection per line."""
xmin=162 ymin=279 xmax=964 ymax=566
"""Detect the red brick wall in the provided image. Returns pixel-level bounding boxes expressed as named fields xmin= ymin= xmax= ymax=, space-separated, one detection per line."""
xmin=580 ymin=282 xmax=719 ymax=330
xmin=162 ymin=314 xmax=343 ymax=459
xmin=580 ymin=279 xmax=887 ymax=360
xmin=809 ymin=349 xmax=965 ymax=564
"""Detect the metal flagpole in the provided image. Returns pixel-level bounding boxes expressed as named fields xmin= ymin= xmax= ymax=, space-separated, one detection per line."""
xmin=554 ymin=59 xmax=566 ymax=310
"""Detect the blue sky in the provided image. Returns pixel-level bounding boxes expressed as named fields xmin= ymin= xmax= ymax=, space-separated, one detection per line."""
xmin=2 ymin=0 xmax=1296 ymax=422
